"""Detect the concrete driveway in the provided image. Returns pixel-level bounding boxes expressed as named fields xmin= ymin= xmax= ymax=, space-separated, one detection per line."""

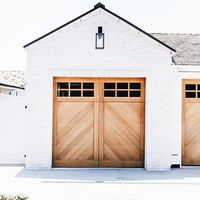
xmin=1 ymin=166 xmax=200 ymax=200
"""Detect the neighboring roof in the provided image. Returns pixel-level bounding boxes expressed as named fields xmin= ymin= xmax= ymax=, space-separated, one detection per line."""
xmin=23 ymin=3 xmax=176 ymax=52
xmin=152 ymin=33 xmax=200 ymax=65
xmin=0 ymin=70 xmax=26 ymax=89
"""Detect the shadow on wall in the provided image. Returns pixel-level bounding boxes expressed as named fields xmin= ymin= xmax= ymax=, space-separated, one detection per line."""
xmin=14 ymin=167 xmax=200 ymax=182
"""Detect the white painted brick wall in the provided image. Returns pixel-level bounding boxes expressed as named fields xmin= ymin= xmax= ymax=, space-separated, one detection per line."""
xmin=25 ymin=8 xmax=181 ymax=171
xmin=0 ymin=94 xmax=26 ymax=164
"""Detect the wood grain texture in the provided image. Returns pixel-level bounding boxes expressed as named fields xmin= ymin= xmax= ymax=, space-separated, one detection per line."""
xmin=182 ymin=79 xmax=200 ymax=165
xmin=53 ymin=77 xmax=145 ymax=167
xmin=53 ymin=102 xmax=97 ymax=166
xmin=100 ymin=102 xmax=144 ymax=167
xmin=183 ymin=103 xmax=200 ymax=165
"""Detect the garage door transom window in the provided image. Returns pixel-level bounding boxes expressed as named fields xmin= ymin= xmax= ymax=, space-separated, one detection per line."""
xmin=104 ymin=82 xmax=141 ymax=97
xmin=57 ymin=82 xmax=94 ymax=97
xmin=185 ymin=84 xmax=200 ymax=98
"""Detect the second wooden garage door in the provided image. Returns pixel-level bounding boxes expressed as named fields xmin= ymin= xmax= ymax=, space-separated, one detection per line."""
xmin=182 ymin=80 xmax=200 ymax=165
xmin=53 ymin=78 xmax=145 ymax=167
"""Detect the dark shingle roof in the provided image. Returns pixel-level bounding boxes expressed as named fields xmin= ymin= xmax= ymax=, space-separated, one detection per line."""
xmin=152 ymin=33 xmax=200 ymax=65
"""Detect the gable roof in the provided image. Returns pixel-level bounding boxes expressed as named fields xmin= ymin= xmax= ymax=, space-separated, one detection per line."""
xmin=0 ymin=70 xmax=26 ymax=89
xmin=3 ymin=33 xmax=200 ymax=90
xmin=23 ymin=3 xmax=176 ymax=52
xmin=152 ymin=33 xmax=200 ymax=65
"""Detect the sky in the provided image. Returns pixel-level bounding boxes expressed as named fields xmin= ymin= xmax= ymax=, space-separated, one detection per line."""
xmin=0 ymin=0 xmax=200 ymax=70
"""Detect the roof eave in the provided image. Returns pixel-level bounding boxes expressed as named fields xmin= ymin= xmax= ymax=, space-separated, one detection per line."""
xmin=23 ymin=6 xmax=98 ymax=48
xmin=102 ymin=7 xmax=176 ymax=52
xmin=0 ymin=83 xmax=25 ymax=90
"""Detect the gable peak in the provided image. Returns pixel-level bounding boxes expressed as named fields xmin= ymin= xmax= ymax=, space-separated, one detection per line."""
xmin=94 ymin=2 xmax=105 ymax=9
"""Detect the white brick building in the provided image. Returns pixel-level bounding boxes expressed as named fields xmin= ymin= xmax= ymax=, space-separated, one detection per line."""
xmin=23 ymin=3 xmax=200 ymax=171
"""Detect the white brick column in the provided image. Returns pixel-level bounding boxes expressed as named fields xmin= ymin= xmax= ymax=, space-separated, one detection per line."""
xmin=145 ymin=73 xmax=180 ymax=171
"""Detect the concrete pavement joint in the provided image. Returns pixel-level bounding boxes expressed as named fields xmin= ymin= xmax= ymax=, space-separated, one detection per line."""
xmin=41 ymin=180 xmax=200 ymax=185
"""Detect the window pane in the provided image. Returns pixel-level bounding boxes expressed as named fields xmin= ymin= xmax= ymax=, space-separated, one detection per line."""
xmin=83 ymin=91 xmax=94 ymax=97
xmin=83 ymin=83 xmax=94 ymax=89
xmin=130 ymin=83 xmax=141 ymax=89
xmin=104 ymin=91 xmax=115 ymax=97
xmin=70 ymin=90 xmax=81 ymax=97
xmin=117 ymin=83 xmax=128 ymax=89
xmin=198 ymin=92 xmax=200 ymax=98
xmin=57 ymin=82 xmax=68 ymax=89
xmin=117 ymin=91 xmax=128 ymax=97
xmin=96 ymin=33 xmax=104 ymax=49
xmin=104 ymin=83 xmax=115 ymax=89
xmin=130 ymin=91 xmax=141 ymax=97
xmin=185 ymin=84 xmax=196 ymax=90
xmin=185 ymin=92 xmax=196 ymax=98
xmin=70 ymin=82 xmax=81 ymax=89
xmin=198 ymin=85 xmax=200 ymax=90
xmin=57 ymin=90 xmax=68 ymax=97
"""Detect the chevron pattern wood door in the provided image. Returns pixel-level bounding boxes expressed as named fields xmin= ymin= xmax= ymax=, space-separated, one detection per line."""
xmin=53 ymin=78 xmax=99 ymax=167
xmin=99 ymin=78 xmax=145 ymax=167
xmin=99 ymin=102 xmax=144 ymax=167
xmin=53 ymin=101 xmax=98 ymax=167
xmin=182 ymin=80 xmax=200 ymax=165
xmin=53 ymin=78 xmax=145 ymax=167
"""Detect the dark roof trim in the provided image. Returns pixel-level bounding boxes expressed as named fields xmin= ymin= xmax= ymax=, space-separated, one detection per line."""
xmin=23 ymin=6 xmax=98 ymax=48
xmin=23 ymin=2 xmax=176 ymax=52
xmin=103 ymin=7 xmax=176 ymax=52
xmin=0 ymin=83 xmax=25 ymax=90
xmin=94 ymin=2 xmax=105 ymax=9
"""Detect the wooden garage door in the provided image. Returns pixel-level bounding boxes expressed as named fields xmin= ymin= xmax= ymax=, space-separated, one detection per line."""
xmin=53 ymin=78 xmax=99 ymax=167
xmin=182 ymin=80 xmax=200 ymax=165
xmin=53 ymin=77 xmax=145 ymax=167
xmin=99 ymin=78 xmax=145 ymax=167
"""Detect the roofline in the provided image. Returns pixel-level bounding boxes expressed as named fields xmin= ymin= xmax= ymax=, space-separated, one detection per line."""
xmin=103 ymin=7 xmax=176 ymax=52
xmin=23 ymin=6 xmax=98 ymax=48
xmin=0 ymin=83 xmax=25 ymax=90
xmin=23 ymin=3 xmax=176 ymax=52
